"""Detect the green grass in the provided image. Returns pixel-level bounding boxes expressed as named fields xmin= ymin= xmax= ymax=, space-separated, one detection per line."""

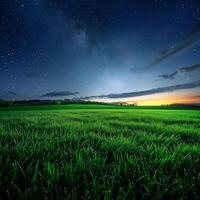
xmin=0 ymin=104 xmax=200 ymax=199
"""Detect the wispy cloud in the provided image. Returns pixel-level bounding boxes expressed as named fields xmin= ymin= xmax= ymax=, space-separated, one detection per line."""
xmin=85 ymin=80 xmax=200 ymax=99
xmin=0 ymin=91 xmax=17 ymax=96
xmin=0 ymin=91 xmax=17 ymax=99
xmin=41 ymin=91 xmax=79 ymax=97
xmin=149 ymin=22 xmax=200 ymax=66
xmin=159 ymin=64 xmax=200 ymax=80
xmin=193 ymin=95 xmax=200 ymax=98
xmin=7 ymin=91 xmax=17 ymax=95
xmin=159 ymin=71 xmax=178 ymax=80
xmin=179 ymin=64 xmax=200 ymax=72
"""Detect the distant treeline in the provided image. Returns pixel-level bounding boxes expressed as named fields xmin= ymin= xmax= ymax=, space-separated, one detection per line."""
xmin=0 ymin=99 xmax=135 ymax=107
xmin=0 ymin=100 xmax=14 ymax=107
xmin=166 ymin=103 xmax=200 ymax=110
xmin=0 ymin=99 xmax=199 ymax=109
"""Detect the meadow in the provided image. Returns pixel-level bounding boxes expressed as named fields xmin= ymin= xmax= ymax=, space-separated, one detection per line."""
xmin=0 ymin=104 xmax=200 ymax=199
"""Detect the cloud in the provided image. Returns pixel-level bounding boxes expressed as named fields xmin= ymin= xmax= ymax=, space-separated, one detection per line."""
xmin=85 ymin=80 xmax=200 ymax=99
xmin=150 ymin=22 xmax=200 ymax=66
xmin=0 ymin=91 xmax=17 ymax=95
xmin=1 ymin=91 xmax=17 ymax=96
xmin=41 ymin=91 xmax=79 ymax=97
xmin=0 ymin=91 xmax=17 ymax=98
xmin=179 ymin=64 xmax=200 ymax=72
xmin=159 ymin=64 xmax=200 ymax=80
xmin=159 ymin=71 xmax=178 ymax=80
xmin=7 ymin=91 xmax=17 ymax=95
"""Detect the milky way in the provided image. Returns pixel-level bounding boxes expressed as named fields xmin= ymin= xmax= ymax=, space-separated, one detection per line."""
xmin=0 ymin=0 xmax=200 ymax=101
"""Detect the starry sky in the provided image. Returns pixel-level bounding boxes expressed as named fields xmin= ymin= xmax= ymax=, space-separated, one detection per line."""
xmin=1 ymin=0 xmax=200 ymax=105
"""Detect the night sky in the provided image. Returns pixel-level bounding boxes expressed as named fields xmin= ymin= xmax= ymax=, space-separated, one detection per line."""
xmin=1 ymin=0 xmax=200 ymax=105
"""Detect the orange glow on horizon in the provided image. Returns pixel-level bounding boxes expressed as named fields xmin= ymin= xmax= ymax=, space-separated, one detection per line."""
xmin=121 ymin=89 xmax=200 ymax=106
xmin=135 ymin=96 xmax=200 ymax=106
xmin=91 ymin=89 xmax=200 ymax=106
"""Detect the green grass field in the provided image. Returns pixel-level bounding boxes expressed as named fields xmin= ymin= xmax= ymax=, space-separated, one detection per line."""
xmin=0 ymin=104 xmax=200 ymax=199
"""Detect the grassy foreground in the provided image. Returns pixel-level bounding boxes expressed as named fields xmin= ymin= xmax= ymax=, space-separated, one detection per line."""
xmin=0 ymin=104 xmax=200 ymax=199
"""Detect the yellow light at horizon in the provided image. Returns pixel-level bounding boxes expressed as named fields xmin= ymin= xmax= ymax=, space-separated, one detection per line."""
xmin=91 ymin=89 xmax=200 ymax=106
xmin=133 ymin=96 xmax=200 ymax=106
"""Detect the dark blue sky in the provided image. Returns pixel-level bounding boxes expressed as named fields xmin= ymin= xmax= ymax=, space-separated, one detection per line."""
xmin=1 ymin=0 xmax=200 ymax=102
